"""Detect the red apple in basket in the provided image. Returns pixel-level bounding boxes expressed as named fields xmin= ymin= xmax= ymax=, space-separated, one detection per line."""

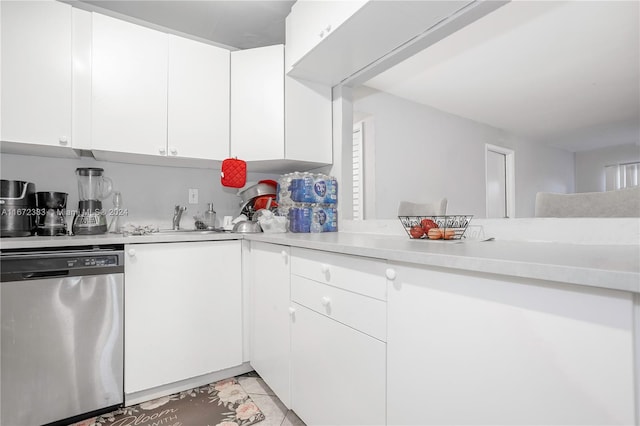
xmin=420 ymin=218 xmax=438 ymax=233
xmin=409 ymin=225 xmax=425 ymax=239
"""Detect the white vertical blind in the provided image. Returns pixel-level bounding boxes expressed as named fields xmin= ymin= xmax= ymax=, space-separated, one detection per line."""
xmin=353 ymin=122 xmax=364 ymax=220
xmin=605 ymin=162 xmax=639 ymax=190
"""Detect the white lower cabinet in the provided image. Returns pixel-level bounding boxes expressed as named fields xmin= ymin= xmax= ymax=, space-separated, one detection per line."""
xmin=250 ymin=242 xmax=292 ymax=407
xmin=386 ymin=263 xmax=636 ymax=425
xmin=124 ymin=241 xmax=242 ymax=394
xmin=290 ymin=303 xmax=386 ymax=425
xmin=289 ymin=249 xmax=387 ymax=426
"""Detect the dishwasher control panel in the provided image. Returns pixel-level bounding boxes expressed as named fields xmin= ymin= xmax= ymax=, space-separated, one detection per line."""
xmin=68 ymin=255 xmax=119 ymax=268
xmin=1 ymin=247 xmax=124 ymax=281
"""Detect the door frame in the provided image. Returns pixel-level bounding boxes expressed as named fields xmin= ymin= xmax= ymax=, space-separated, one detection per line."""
xmin=485 ymin=143 xmax=515 ymax=218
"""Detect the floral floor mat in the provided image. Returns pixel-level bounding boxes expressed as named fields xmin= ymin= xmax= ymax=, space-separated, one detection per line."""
xmin=73 ymin=377 xmax=265 ymax=426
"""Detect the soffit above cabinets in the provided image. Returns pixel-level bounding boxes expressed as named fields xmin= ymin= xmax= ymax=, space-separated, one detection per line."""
xmin=70 ymin=0 xmax=295 ymax=50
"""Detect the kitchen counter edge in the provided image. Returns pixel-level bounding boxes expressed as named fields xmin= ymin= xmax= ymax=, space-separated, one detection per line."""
xmin=245 ymin=233 xmax=640 ymax=295
xmin=2 ymin=232 xmax=638 ymax=294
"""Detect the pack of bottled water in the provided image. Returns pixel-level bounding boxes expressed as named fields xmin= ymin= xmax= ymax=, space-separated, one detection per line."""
xmin=277 ymin=172 xmax=338 ymax=233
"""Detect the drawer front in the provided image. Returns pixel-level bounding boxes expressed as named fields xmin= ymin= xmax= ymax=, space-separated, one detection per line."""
xmin=291 ymin=275 xmax=386 ymax=341
xmin=290 ymin=247 xmax=387 ymax=301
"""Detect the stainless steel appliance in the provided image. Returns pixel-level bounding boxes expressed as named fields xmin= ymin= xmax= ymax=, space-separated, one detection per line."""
xmin=72 ymin=168 xmax=113 ymax=235
xmin=0 ymin=179 xmax=36 ymax=237
xmin=1 ymin=246 xmax=124 ymax=425
xmin=35 ymin=191 xmax=68 ymax=236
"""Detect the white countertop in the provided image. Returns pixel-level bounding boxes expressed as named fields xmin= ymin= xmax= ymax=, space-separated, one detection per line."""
xmin=2 ymin=231 xmax=638 ymax=294
xmin=247 ymin=233 xmax=640 ymax=294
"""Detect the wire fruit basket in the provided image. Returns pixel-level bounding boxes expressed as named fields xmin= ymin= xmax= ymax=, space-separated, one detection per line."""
xmin=399 ymin=215 xmax=473 ymax=240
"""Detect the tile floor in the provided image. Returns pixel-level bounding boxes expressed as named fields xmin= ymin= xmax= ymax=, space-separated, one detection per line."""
xmin=237 ymin=371 xmax=306 ymax=426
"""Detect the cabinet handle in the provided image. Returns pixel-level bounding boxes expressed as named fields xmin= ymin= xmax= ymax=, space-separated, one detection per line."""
xmin=385 ymin=268 xmax=397 ymax=281
xmin=169 ymin=147 xmax=178 ymax=156
xmin=127 ymin=248 xmax=136 ymax=257
xmin=321 ymin=296 xmax=331 ymax=307
xmin=288 ymin=307 xmax=296 ymax=317
xmin=158 ymin=147 xmax=166 ymax=155
xmin=281 ymin=250 xmax=288 ymax=259
xmin=319 ymin=30 xmax=325 ymax=38
xmin=59 ymin=136 xmax=69 ymax=146
xmin=326 ymin=24 xmax=332 ymax=33
xmin=320 ymin=263 xmax=329 ymax=274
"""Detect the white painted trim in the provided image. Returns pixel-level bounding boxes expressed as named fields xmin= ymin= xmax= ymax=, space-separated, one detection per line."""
xmin=485 ymin=143 xmax=515 ymax=218
xmin=634 ymin=293 xmax=640 ymax=426
xmin=124 ymin=362 xmax=253 ymax=406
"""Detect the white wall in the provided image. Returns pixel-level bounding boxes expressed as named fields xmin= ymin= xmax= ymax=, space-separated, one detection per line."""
xmin=575 ymin=143 xmax=640 ymax=192
xmin=353 ymin=89 xmax=575 ymax=218
xmin=509 ymin=134 xmax=576 ymax=217
xmin=0 ymin=153 xmax=278 ymax=228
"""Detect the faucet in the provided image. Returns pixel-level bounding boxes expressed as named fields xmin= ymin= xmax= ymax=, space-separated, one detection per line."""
xmin=172 ymin=205 xmax=187 ymax=230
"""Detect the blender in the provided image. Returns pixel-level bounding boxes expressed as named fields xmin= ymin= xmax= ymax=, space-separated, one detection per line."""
xmin=72 ymin=168 xmax=113 ymax=235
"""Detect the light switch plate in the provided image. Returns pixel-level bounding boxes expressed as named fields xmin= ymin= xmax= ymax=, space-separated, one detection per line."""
xmin=188 ymin=188 xmax=199 ymax=204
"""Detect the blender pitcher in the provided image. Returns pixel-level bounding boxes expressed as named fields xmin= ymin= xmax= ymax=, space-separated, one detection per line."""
xmin=72 ymin=168 xmax=113 ymax=235
xmin=76 ymin=167 xmax=113 ymax=201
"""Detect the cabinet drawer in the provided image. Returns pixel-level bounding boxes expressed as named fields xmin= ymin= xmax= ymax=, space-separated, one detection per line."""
xmin=290 ymin=247 xmax=387 ymax=301
xmin=291 ymin=275 xmax=386 ymax=341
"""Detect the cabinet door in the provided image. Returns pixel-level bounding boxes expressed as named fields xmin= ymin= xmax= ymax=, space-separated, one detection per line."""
xmin=387 ymin=264 xmax=636 ymax=425
xmin=168 ymin=36 xmax=230 ymax=160
xmin=230 ymin=45 xmax=284 ymax=161
xmin=124 ymin=241 xmax=242 ymax=394
xmin=291 ymin=303 xmax=385 ymax=426
xmin=250 ymin=242 xmax=292 ymax=407
xmin=1 ymin=0 xmax=72 ymax=147
xmin=284 ymin=76 xmax=332 ymax=164
xmin=285 ymin=0 xmax=368 ymax=71
xmin=92 ymin=13 xmax=168 ymax=156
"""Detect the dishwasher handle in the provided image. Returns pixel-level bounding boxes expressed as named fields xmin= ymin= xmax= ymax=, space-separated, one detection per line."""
xmin=22 ymin=270 xmax=70 ymax=280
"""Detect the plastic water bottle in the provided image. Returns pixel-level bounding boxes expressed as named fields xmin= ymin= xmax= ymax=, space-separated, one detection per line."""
xmin=310 ymin=212 xmax=322 ymax=233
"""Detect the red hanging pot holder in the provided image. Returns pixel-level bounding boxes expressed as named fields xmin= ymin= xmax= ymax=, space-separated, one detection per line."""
xmin=221 ymin=158 xmax=247 ymax=188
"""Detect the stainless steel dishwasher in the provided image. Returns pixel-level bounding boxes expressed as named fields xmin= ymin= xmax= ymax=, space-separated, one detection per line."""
xmin=1 ymin=246 xmax=124 ymax=426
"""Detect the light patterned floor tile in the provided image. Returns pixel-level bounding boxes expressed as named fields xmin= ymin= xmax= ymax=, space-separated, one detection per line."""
xmin=281 ymin=410 xmax=306 ymax=426
xmin=238 ymin=376 xmax=276 ymax=396
xmin=248 ymin=393 xmax=288 ymax=426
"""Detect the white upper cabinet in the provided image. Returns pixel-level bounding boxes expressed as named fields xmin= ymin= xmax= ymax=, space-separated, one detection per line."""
xmin=231 ymin=45 xmax=332 ymax=170
xmin=284 ymin=76 xmax=332 ymax=164
xmin=92 ymin=14 xmax=231 ymax=165
xmin=285 ymin=0 xmax=367 ymax=71
xmin=285 ymin=0 xmax=475 ymax=85
xmin=230 ymin=45 xmax=285 ymax=161
xmin=0 ymin=0 xmax=74 ymax=152
xmin=92 ymin=13 xmax=169 ymax=156
xmin=168 ymin=35 xmax=230 ymax=160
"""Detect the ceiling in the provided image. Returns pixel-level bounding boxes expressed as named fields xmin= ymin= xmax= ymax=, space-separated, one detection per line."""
xmin=74 ymin=0 xmax=295 ymax=49
xmin=363 ymin=0 xmax=640 ymax=152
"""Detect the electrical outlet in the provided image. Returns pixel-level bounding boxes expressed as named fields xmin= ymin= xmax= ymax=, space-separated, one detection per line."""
xmin=188 ymin=188 xmax=199 ymax=204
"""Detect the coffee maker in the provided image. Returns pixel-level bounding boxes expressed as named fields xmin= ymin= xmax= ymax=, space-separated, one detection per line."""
xmin=1 ymin=180 xmax=36 ymax=237
xmin=35 ymin=192 xmax=68 ymax=236
xmin=72 ymin=168 xmax=113 ymax=235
